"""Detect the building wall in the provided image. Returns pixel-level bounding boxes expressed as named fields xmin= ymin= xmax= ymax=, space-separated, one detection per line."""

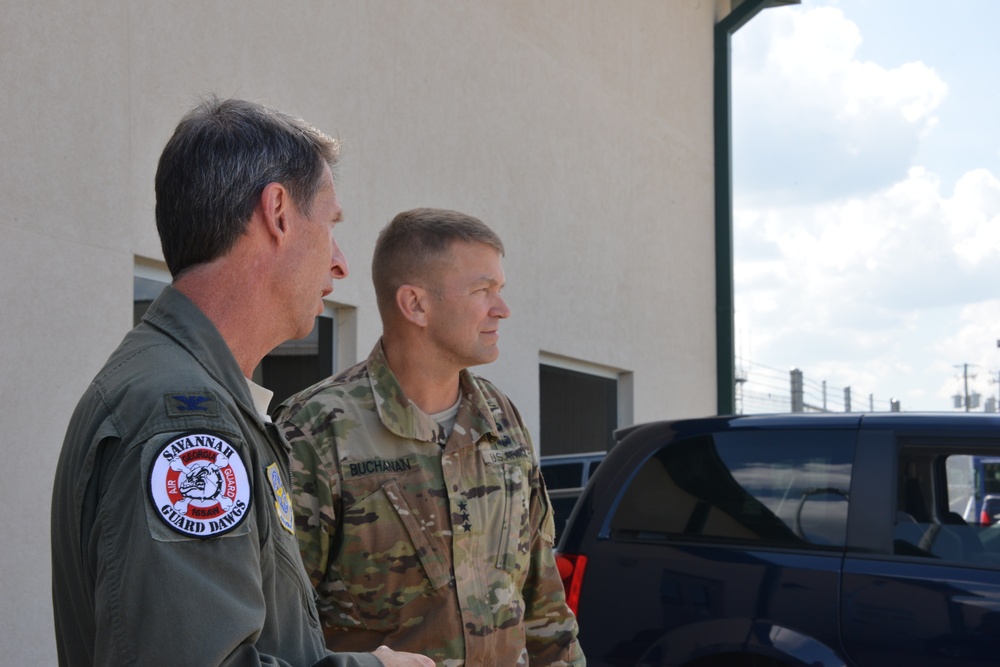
xmin=1 ymin=1 xmax=725 ymax=661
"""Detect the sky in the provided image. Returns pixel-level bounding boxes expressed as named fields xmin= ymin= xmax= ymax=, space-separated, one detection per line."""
xmin=731 ymin=0 xmax=1000 ymax=413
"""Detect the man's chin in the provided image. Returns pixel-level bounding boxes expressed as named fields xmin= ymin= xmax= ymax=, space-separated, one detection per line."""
xmin=290 ymin=318 xmax=318 ymax=342
xmin=470 ymin=349 xmax=501 ymax=368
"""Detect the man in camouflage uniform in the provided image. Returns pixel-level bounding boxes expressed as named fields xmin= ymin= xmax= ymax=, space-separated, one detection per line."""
xmin=275 ymin=208 xmax=584 ymax=666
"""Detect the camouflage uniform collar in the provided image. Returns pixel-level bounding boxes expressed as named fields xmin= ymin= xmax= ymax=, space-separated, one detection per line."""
xmin=367 ymin=341 xmax=499 ymax=446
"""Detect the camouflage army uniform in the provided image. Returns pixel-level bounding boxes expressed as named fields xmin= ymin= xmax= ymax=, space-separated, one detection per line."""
xmin=275 ymin=342 xmax=584 ymax=667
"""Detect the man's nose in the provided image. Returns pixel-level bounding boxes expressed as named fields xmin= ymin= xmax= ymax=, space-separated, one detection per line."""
xmin=493 ymin=295 xmax=510 ymax=319
xmin=331 ymin=242 xmax=349 ymax=279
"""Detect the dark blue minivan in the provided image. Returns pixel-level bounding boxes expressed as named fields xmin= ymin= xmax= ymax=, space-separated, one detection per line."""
xmin=557 ymin=413 xmax=1000 ymax=667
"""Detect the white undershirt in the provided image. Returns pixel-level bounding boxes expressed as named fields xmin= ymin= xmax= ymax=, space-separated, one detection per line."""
xmin=429 ymin=394 xmax=463 ymax=439
xmin=246 ymin=378 xmax=275 ymax=423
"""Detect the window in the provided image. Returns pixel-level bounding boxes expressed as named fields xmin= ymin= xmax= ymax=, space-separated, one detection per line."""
xmin=541 ymin=462 xmax=585 ymax=490
xmin=610 ymin=430 xmax=853 ymax=549
xmin=540 ymin=358 xmax=630 ymax=456
xmin=134 ymin=272 xmax=339 ymax=413
xmin=894 ymin=447 xmax=1000 ymax=565
xmin=540 ymin=452 xmax=605 ymax=491
xmin=541 ymin=452 xmax=607 ymax=541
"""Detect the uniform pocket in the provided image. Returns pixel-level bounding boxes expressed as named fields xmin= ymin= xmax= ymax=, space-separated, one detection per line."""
xmin=496 ymin=463 xmax=531 ymax=572
xmin=337 ymin=479 xmax=451 ymax=629
xmin=271 ymin=528 xmax=322 ymax=626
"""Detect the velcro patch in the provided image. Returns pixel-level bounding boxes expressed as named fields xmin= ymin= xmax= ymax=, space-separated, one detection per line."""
xmin=266 ymin=463 xmax=295 ymax=535
xmin=481 ymin=447 xmax=532 ymax=465
xmin=343 ymin=456 xmax=417 ymax=479
xmin=148 ymin=432 xmax=252 ymax=538
xmin=165 ymin=392 xmax=219 ymax=418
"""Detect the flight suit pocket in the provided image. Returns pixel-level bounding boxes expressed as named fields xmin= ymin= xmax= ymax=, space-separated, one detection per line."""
xmin=268 ymin=527 xmax=322 ymax=626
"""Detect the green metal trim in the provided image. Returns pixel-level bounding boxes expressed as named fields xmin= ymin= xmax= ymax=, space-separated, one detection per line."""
xmin=714 ymin=0 xmax=775 ymax=415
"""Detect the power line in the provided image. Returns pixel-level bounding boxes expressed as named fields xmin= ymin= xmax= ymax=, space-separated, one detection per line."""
xmin=735 ymin=361 xmax=902 ymax=415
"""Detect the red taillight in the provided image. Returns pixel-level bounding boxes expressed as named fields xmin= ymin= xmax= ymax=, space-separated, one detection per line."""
xmin=555 ymin=553 xmax=588 ymax=615
xmin=982 ymin=509 xmax=993 ymax=526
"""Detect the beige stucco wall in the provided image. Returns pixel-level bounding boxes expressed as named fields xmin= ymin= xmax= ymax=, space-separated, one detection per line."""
xmin=1 ymin=1 xmax=724 ymax=661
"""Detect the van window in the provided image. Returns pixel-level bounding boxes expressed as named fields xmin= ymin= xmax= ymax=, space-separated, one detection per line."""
xmin=894 ymin=448 xmax=1000 ymax=565
xmin=542 ymin=462 xmax=585 ymax=490
xmin=610 ymin=430 xmax=853 ymax=548
xmin=983 ymin=460 xmax=1000 ymax=496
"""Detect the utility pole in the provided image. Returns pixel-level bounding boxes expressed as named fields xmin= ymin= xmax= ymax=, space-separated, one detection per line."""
xmin=964 ymin=363 xmax=970 ymax=412
xmin=790 ymin=368 xmax=803 ymax=412
xmin=953 ymin=363 xmax=979 ymax=411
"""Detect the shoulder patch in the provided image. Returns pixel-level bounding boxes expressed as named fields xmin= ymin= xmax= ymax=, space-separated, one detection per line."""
xmin=148 ymin=432 xmax=252 ymax=538
xmin=265 ymin=463 xmax=295 ymax=534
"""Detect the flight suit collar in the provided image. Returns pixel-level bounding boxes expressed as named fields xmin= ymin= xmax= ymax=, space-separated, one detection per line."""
xmin=141 ymin=285 xmax=262 ymax=430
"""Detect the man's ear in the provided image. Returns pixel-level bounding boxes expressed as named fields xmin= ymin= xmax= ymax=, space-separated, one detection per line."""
xmin=259 ymin=182 xmax=291 ymax=243
xmin=396 ymin=284 xmax=429 ymax=327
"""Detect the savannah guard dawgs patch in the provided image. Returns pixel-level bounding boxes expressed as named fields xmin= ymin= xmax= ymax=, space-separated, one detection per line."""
xmin=148 ymin=432 xmax=251 ymax=538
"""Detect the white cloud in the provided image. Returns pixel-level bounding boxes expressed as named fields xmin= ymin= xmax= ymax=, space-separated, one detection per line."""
xmin=841 ymin=60 xmax=946 ymax=125
xmin=733 ymin=4 xmax=947 ymax=205
xmin=738 ymin=163 xmax=1000 ymax=321
xmin=933 ymin=301 xmax=1000 ymax=404
xmin=732 ymin=1 xmax=1000 ymax=412
xmin=736 ymin=162 xmax=1000 ymax=411
xmin=946 ymin=169 xmax=1000 ymax=267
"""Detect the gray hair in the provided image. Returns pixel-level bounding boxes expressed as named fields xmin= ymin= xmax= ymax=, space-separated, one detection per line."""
xmin=154 ymin=96 xmax=341 ymax=277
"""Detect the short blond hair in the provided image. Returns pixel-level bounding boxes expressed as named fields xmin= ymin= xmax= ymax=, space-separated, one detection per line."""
xmin=372 ymin=208 xmax=505 ymax=320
